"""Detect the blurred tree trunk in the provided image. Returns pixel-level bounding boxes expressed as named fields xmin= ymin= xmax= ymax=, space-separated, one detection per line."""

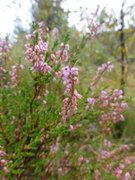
xmin=120 ymin=1 xmax=127 ymax=94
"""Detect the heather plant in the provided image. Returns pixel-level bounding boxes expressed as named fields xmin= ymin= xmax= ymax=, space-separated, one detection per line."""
xmin=0 ymin=38 xmax=12 ymax=87
xmin=0 ymin=22 xmax=134 ymax=180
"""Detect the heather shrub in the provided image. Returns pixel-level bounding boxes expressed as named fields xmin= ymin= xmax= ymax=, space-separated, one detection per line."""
xmin=0 ymin=22 xmax=134 ymax=180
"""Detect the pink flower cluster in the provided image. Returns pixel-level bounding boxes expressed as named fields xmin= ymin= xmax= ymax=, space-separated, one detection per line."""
xmin=104 ymin=139 xmax=111 ymax=149
xmin=25 ymin=22 xmax=70 ymax=77
xmin=38 ymin=22 xmax=49 ymax=38
xmin=62 ymin=66 xmax=82 ymax=122
xmin=52 ymin=27 xmax=59 ymax=39
xmin=86 ymin=98 xmax=96 ymax=109
xmin=62 ymin=66 xmax=79 ymax=93
xmin=94 ymin=169 xmax=101 ymax=180
xmin=0 ymin=39 xmax=12 ymax=55
xmin=25 ymin=22 xmax=52 ymax=75
xmin=97 ymin=143 xmax=135 ymax=179
xmin=54 ymin=70 xmax=62 ymax=80
xmin=47 ymin=43 xmax=69 ymax=68
xmin=62 ymin=90 xmax=82 ymax=123
xmin=10 ymin=64 xmax=24 ymax=87
xmin=61 ymin=43 xmax=69 ymax=62
xmin=0 ymin=39 xmax=12 ymax=87
xmin=113 ymin=156 xmax=135 ymax=179
xmin=34 ymin=61 xmax=52 ymax=75
xmin=99 ymin=144 xmax=130 ymax=160
xmin=0 ymin=148 xmax=8 ymax=173
xmin=97 ymin=62 xmax=114 ymax=73
xmin=90 ymin=62 xmax=114 ymax=91
xmin=99 ymin=90 xmax=128 ymax=131
xmin=87 ymin=89 xmax=128 ymax=133
xmin=50 ymin=137 xmax=60 ymax=154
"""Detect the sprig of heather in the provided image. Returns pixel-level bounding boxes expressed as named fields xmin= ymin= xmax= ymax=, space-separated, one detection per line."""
xmin=0 ymin=39 xmax=12 ymax=56
xmin=25 ymin=22 xmax=52 ymax=75
xmin=25 ymin=22 xmax=73 ymax=115
xmin=90 ymin=62 xmax=114 ymax=91
xmin=0 ymin=38 xmax=12 ymax=87
xmin=25 ymin=22 xmax=70 ymax=77
xmin=98 ymin=144 xmax=130 ymax=161
xmin=9 ymin=64 xmax=24 ymax=87
xmin=87 ymin=89 xmax=128 ymax=133
xmin=0 ymin=147 xmax=8 ymax=174
xmin=113 ymin=156 xmax=135 ymax=179
xmin=97 ymin=142 xmax=135 ymax=180
xmin=62 ymin=65 xmax=82 ymax=122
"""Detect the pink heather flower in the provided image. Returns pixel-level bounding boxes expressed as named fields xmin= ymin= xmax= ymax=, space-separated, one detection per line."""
xmin=113 ymin=156 xmax=135 ymax=179
xmin=25 ymin=23 xmax=53 ymax=76
xmin=72 ymin=95 xmax=77 ymax=111
xmin=62 ymin=66 xmax=79 ymax=94
xmin=0 ymin=66 xmax=6 ymax=73
xmin=0 ymin=151 xmax=5 ymax=156
xmin=62 ymin=49 xmax=68 ymax=62
xmin=10 ymin=64 xmax=24 ymax=87
xmin=50 ymin=137 xmax=59 ymax=154
xmin=55 ymin=71 xmax=62 ymax=79
xmin=38 ymin=40 xmax=48 ymax=52
xmin=38 ymin=21 xmax=45 ymax=28
xmin=65 ymin=44 xmax=70 ymax=51
xmin=0 ymin=159 xmax=6 ymax=165
xmin=104 ymin=139 xmax=111 ymax=149
xmin=50 ymin=53 xmax=56 ymax=60
xmin=3 ymin=166 xmax=8 ymax=173
xmin=78 ymin=156 xmax=84 ymax=166
xmin=71 ymin=90 xmax=82 ymax=111
xmin=19 ymin=64 xmax=24 ymax=69
xmin=62 ymin=66 xmax=70 ymax=76
xmin=90 ymin=62 xmax=114 ymax=91
xmin=0 ymin=39 xmax=12 ymax=54
xmin=55 ymin=50 xmax=61 ymax=57
xmin=71 ymin=67 xmax=79 ymax=76
xmin=34 ymin=61 xmax=52 ymax=74
xmin=74 ymin=90 xmax=82 ymax=99
xmin=0 ymin=38 xmax=12 ymax=86
xmin=123 ymin=172 xmax=131 ymax=180
xmin=34 ymin=41 xmax=48 ymax=54
xmin=100 ymin=91 xmax=108 ymax=100
xmin=98 ymin=63 xmax=107 ymax=73
xmin=62 ymin=66 xmax=70 ymax=83
xmin=62 ymin=97 xmax=70 ymax=122
xmin=38 ymin=21 xmax=48 ymax=37
xmin=120 ymin=102 xmax=128 ymax=110
xmin=44 ymin=90 xmax=49 ymax=97
xmin=87 ymin=98 xmax=96 ymax=106
xmin=87 ymin=88 xmax=128 ymax=132
xmin=52 ymin=27 xmax=59 ymax=39
xmin=119 ymin=95 xmax=123 ymax=99
xmin=60 ymin=43 xmax=70 ymax=62
xmin=0 ymin=148 xmax=8 ymax=174
xmin=107 ymin=63 xmax=114 ymax=72
xmin=62 ymin=65 xmax=81 ymax=122
xmin=94 ymin=169 xmax=101 ymax=180
xmin=99 ymin=145 xmax=130 ymax=161
xmin=69 ymin=124 xmax=74 ymax=130
xmin=113 ymin=89 xmax=123 ymax=97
